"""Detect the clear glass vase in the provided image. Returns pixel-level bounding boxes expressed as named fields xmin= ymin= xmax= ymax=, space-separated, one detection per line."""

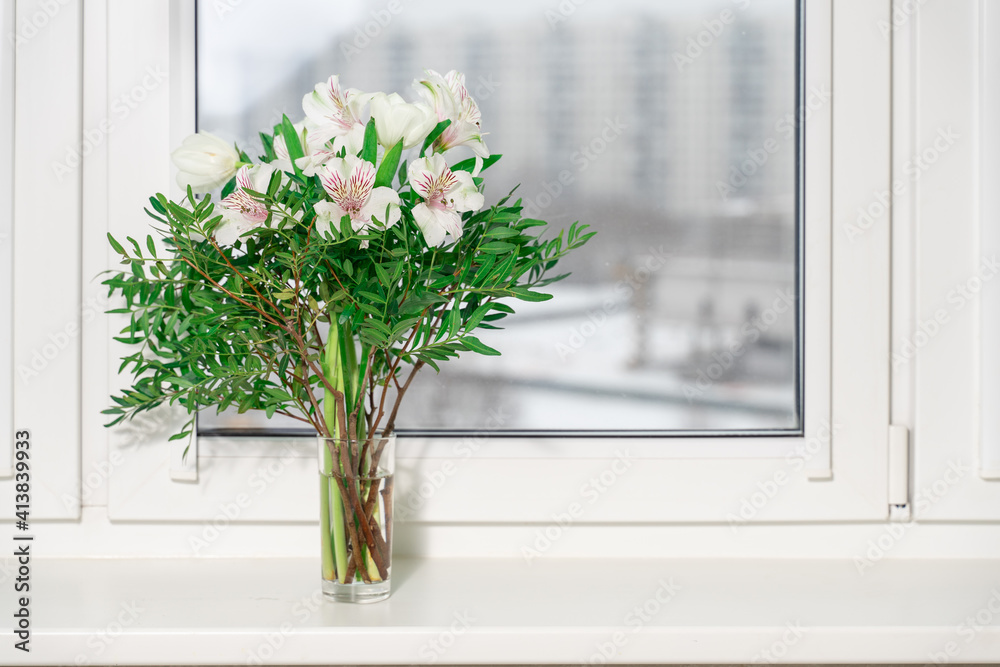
xmin=317 ymin=434 xmax=395 ymax=603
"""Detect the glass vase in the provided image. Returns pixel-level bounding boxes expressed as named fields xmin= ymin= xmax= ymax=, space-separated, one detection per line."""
xmin=317 ymin=434 xmax=395 ymax=603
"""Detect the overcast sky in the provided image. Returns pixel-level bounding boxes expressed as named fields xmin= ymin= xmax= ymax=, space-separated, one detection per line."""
xmin=199 ymin=0 xmax=795 ymax=117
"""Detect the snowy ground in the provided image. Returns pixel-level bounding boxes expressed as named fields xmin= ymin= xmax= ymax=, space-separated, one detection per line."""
xmin=202 ymin=281 xmax=798 ymax=434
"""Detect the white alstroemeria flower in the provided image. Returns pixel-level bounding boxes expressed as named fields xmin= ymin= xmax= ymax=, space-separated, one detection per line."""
xmin=272 ymin=122 xmax=336 ymax=177
xmin=171 ymin=131 xmax=241 ymax=194
xmin=302 ymin=75 xmax=372 ymax=156
xmin=369 ymin=92 xmax=437 ymax=150
xmin=214 ymin=164 xmax=276 ymax=245
xmin=314 ymin=156 xmax=401 ymax=246
xmin=416 ymin=69 xmax=489 ymax=159
xmin=408 ymin=155 xmax=485 ymax=247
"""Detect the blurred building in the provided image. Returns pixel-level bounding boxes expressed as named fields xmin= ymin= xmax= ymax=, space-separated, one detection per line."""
xmin=197 ymin=0 xmax=800 ymax=432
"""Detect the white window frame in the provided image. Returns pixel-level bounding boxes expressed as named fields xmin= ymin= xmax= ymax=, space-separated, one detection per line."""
xmin=81 ymin=0 xmax=895 ymax=528
xmin=4 ymin=0 xmax=83 ymax=519
xmin=908 ymin=0 xmax=1000 ymax=520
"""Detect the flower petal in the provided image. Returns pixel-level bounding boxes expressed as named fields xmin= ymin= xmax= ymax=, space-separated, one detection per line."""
xmin=171 ymin=131 xmax=240 ymax=194
xmin=413 ymin=202 xmax=463 ymax=247
xmin=360 ymin=186 xmax=402 ymax=230
xmin=313 ymin=200 xmax=347 ymax=236
xmin=450 ymin=170 xmax=485 ymax=213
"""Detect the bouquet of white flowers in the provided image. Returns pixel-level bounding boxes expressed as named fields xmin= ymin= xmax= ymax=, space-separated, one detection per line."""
xmin=104 ymin=69 xmax=593 ymax=601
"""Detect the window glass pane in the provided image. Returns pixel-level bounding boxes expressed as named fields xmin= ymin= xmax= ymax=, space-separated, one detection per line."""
xmin=196 ymin=0 xmax=800 ymax=433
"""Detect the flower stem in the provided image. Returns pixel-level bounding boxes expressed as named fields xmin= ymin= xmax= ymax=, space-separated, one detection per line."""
xmin=324 ymin=324 xmax=350 ymax=584
xmin=319 ymin=474 xmax=335 ymax=581
xmin=362 ymin=480 xmax=383 ymax=582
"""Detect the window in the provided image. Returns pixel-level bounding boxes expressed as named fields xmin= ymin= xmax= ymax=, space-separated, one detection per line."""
xmin=88 ymin=0 xmax=893 ymax=525
xmin=6 ymin=0 xmax=998 ymax=574
xmin=196 ymin=0 xmax=802 ymax=434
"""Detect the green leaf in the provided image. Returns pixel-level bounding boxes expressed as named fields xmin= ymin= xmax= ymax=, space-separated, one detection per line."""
xmin=420 ymin=119 xmax=452 ymax=156
xmin=220 ymin=175 xmax=237 ymax=199
xmin=517 ymin=218 xmax=549 ymax=230
xmin=361 ymin=118 xmax=378 ymax=164
xmin=510 ymin=287 xmax=553 ymax=302
xmin=399 ymin=292 xmax=448 ymax=316
xmin=415 ymin=353 xmax=441 ymax=372
xmin=389 ymin=317 xmax=421 ymax=341
xmin=126 ymin=236 xmax=143 ymax=256
xmin=484 ymin=227 xmax=520 ymax=240
xmin=375 ymin=141 xmax=403 ymax=188
xmin=436 ymin=306 xmax=461 ymax=342
xmin=373 ymin=262 xmax=392 ymax=287
xmin=358 ymin=290 xmax=386 ymax=304
xmin=479 ymin=241 xmax=516 ymax=255
xmin=148 ymin=196 xmax=168 ymax=215
xmin=464 ymin=303 xmax=494 ymax=332
xmin=279 ymin=115 xmax=304 ymax=175
xmin=472 ymin=255 xmax=497 ymax=285
xmin=357 ymin=303 xmax=383 ymax=318
xmin=451 ymin=154 xmax=502 ymax=174
xmin=258 ymin=131 xmax=276 ymax=162
xmin=368 ymin=319 xmax=392 ymax=335
xmin=489 ymin=250 xmax=519 ymax=285
xmin=488 ymin=211 xmax=521 ymax=224
xmin=107 ymin=233 xmax=127 ymax=257
xmin=460 ymin=335 xmax=501 ymax=356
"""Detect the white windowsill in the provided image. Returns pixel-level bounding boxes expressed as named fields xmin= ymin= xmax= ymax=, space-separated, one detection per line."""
xmin=5 ymin=556 xmax=1000 ymax=665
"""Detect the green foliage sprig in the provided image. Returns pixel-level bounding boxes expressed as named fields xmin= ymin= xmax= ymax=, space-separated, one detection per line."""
xmin=103 ymin=118 xmax=593 ymax=448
